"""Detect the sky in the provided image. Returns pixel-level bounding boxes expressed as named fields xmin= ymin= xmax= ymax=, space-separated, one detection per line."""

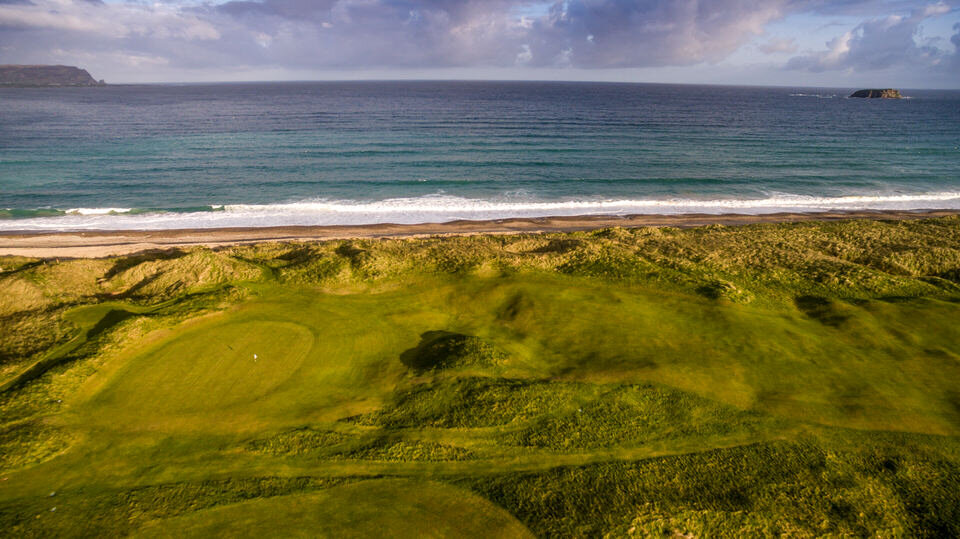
xmin=0 ymin=0 xmax=958 ymax=87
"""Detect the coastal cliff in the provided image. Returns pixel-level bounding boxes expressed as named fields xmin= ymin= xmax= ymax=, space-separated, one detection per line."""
xmin=0 ymin=65 xmax=104 ymax=87
xmin=849 ymin=89 xmax=902 ymax=98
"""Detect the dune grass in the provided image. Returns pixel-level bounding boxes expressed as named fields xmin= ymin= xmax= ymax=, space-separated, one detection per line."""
xmin=2 ymin=216 xmax=960 ymax=537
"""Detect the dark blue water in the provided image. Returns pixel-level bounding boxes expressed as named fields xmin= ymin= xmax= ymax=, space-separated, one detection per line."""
xmin=1 ymin=81 xmax=958 ymax=230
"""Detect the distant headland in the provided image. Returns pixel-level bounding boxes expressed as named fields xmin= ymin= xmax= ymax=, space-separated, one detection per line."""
xmin=849 ymin=89 xmax=902 ymax=99
xmin=0 ymin=65 xmax=105 ymax=87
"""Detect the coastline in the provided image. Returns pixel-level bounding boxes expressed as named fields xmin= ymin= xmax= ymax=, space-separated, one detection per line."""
xmin=1 ymin=208 xmax=958 ymax=259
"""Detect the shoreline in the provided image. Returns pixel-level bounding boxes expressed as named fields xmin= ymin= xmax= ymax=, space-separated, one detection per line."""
xmin=1 ymin=208 xmax=957 ymax=259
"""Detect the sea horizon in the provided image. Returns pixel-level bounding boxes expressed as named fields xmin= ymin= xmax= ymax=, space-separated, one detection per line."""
xmin=69 ymin=80 xmax=960 ymax=91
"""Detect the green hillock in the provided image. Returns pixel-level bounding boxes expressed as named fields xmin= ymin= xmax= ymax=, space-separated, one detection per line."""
xmin=400 ymin=331 xmax=509 ymax=373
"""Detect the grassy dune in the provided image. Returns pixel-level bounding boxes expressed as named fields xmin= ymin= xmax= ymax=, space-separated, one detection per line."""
xmin=2 ymin=217 xmax=960 ymax=537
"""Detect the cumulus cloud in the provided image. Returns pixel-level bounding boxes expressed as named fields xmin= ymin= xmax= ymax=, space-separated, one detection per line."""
xmin=787 ymin=2 xmax=956 ymax=72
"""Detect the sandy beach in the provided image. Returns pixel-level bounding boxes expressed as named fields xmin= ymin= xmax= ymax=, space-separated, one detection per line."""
xmin=1 ymin=209 xmax=957 ymax=258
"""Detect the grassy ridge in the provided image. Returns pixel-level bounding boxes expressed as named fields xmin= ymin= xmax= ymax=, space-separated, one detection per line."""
xmin=1 ymin=217 xmax=960 ymax=536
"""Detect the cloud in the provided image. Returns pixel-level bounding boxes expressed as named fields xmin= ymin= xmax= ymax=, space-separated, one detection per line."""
xmin=200 ymin=0 xmax=801 ymax=69
xmin=50 ymin=48 xmax=170 ymax=68
xmin=950 ymin=21 xmax=960 ymax=69
xmin=0 ymin=0 xmax=220 ymax=40
xmin=758 ymin=37 xmax=799 ymax=54
xmin=0 ymin=0 xmax=795 ymax=71
xmin=177 ymin=0 xmax=528 ymax=69
xmin=786 ymin=2 xmax=956 ymax=72
xmin=0 ymin=0 xmax=957 ymax=85
xmin=522 ymin=0 xmax=793 ymax=68
xmin=794 ymin=0 xmax=937 ymax=16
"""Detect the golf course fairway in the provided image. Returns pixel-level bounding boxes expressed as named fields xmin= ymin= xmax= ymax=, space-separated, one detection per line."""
xmin=133 ymin=479 xmax=535 ymax=538
xmin=2 ymin=217 xmax=960 ymax=536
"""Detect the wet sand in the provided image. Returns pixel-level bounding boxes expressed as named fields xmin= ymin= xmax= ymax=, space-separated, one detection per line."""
xmin=1 ymin=209 xmax=957 ymax=259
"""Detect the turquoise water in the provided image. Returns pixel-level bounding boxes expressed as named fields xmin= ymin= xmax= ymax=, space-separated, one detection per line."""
xmin=1 ymin=81 xmax=958 ymax=230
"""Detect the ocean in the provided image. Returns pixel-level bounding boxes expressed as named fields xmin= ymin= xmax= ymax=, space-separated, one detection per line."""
xmin=1 ymin=81 xmax=958 ymax=231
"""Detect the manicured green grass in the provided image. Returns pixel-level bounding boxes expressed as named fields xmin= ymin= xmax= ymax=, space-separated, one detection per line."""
xmin=2 ymin=217 xmax=960 ymax=537
xmin=91 ymin=320 xmax=314 ymax=416
xmin=133 ymin=479 xmax=534 ymax=539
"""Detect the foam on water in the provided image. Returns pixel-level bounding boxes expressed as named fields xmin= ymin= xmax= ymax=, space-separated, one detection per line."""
xmin=3 ymin=191 xmax=959 ymax=231
xmin=65 ymin=208 xmax=134 ymax=215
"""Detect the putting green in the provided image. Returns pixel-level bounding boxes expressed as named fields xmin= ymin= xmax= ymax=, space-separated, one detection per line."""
xmin=92 ymin=320 xmax=314 ymax=415
xmin=133 ymin=479 xmax=535 ymax=538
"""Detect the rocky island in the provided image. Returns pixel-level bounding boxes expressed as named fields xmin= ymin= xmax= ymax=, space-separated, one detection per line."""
xmin=849 ymin=88 xmax=902 ymax=98
xmin=0 ymin=65 xmax=105 ymax=87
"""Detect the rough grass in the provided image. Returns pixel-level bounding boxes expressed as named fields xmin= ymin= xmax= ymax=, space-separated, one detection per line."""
xmin=348 ymin=377 xmax=590 ymax=429
xmin=505 ymin=383 xmax=776 ymax=450
xmin=2 ymin=216 xmax=960 ymax=537
xmin=0 ymin=421 xmax=73 ymax=472
xmin=352 ymin=377 xmax=777 ymax=450
xmin=338 ymin=438 xmax=476 ymax=462
xmin=100 ymin=249 xmax=264 ymax=300
xmin=0 ymin=307 xmax=74 ymax=379
xmin=244 ymin=428 xmax=350 ymax=456
xmin=463 ymin=433 xmax=960 ymax=538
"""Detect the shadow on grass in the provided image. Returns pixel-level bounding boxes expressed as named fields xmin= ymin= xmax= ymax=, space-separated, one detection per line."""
xmin=794 ymin=295 xmax=850 ymax=328
xmin=400 ymin=331 xmax=507 ymax=373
